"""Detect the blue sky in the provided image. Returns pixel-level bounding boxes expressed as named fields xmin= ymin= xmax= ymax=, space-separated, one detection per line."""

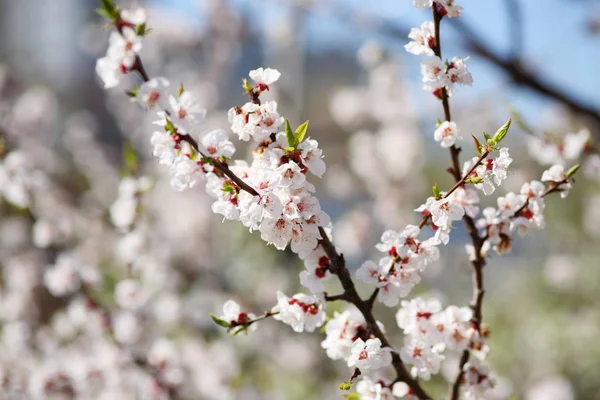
xmin=153 ymin=0 xmax=600 ymax=127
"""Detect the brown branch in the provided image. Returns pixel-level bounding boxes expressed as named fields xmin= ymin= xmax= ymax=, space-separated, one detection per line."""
xmin=128 ymin=54 xmax=261 ymax=197
xmin=318 ymin=229 xmax=432 ymax=399
xmin=449 ymin=177 xmax=572 ymax=399
xmin=325 ymin=293 xmax=349 ymax=302
xmin=271 ymin=0 xmax=600 ymax=140
xmin=119 ymin=28 xmax=433 ymax=399
xmin=451 ymin=18 xmax=600 ymax=137
xmin=431 ymin=8 xmax=489 ymax=400
xmin=230 ymin=311 xmax=279 ymax=330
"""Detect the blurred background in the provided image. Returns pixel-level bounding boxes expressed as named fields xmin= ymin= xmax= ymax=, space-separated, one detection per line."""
xmin=0 ymin=0 xmax=600 ymax=399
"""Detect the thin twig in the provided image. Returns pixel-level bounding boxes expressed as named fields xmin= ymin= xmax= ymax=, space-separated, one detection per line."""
xmin=431 ymin=7 xmax=489 ymax=400
xmin=124 ymin=32 xmax=432 ymax=399
xmin=318 ymin=228 xmax=432 ymax=399
xmin=325 ymin=293 xmax=349 ymax=302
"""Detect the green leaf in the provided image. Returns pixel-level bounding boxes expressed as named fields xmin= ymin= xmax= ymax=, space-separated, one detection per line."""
xmin=472 ymin=134 xmax=482 ymax=156
xmin=230 ymin=326 xmax=247 ymax=336
xmin=164 ymin=118 xmax=176 ymax=134
xmin=178 ymin=82 xmax=185 ymax=97
xmin=432 ymin=184 xmax=441 ymax=199
xmin=566 ymin=164 xmax=580 ymax=178
xmin=221 ymin=180 xmax=236 ymax=194
xmin=125 ymin=84 xmax=140 ymax=99
xmin=436 ymin=118 xmax=442 ymax=128
xmin=209 ymin=313 xmax=231 ymax=328
xmin=282 ymin=146 xmax=295 ymax=152
xmin=96 ymin=8 xmax=114 ymax=19
xmin=242 ymin=78 xmax=253 ymax=94
xmin=492 ymin=119 xmax=511 ymax=145
xmin=339 ymin=381 xmax=353 ymax=391
xmin=343 ymin=393 xmax=361 ymax=400
xmin=285 ymin=119 xmax=295 ymax=149
xmin=0 ymin=137 xmax=7 ymax=158
xmin=294 ymin=120 xmax=309 ymax=145
xmin=122 ymin=141 xmax=139 ymax=175
xmin=100 ymin=0 xmax=116 ymax=10
xmin=136 ymin=23 xmax=147 ymax=36
xmin=465 ymin=175 xmax=483 ymax=184
xmin=98 ymin=0 xmax=119 ymax=20
xmin=483 ymin=132 xmax=492 ymax=145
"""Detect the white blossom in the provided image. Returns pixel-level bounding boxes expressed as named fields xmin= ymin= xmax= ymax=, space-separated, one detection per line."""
xmin=137 ymin=77 xmax=170 ymax=110
xmin=249 ymin=67 xmax=281 ymax=90
xmin=405 ymin=21 xmax=436 ymax=56
xmin=542 ymin=164 xmax=572 ymax=198
xmin=421 ymin=57 xmax=447 ymax=90
xmin=271 ymin=291 xmax=325 ymax=333
xmin=347 ymin=338 xmax=392 ymax=371
xmin=434 ymin=121 xmax=461 ymax=148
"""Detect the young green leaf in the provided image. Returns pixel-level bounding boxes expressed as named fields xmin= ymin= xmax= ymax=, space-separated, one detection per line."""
xmin=465 ymin=175 xmax=483 ymax=184
xmin=339 ymin=381 xmax=353 ymax=391
xmin=101 ymin=0 xmax=116 ymax=10
xmin=483 ymin=132 xmax=492 ymax=145
xmin=285 ymin=120 xmax=295 ymax=149
xmin=242 ymin=78 xmax=253 ymax=94
xmin=294 ymin=120 xmax=309 ymax=145
xmin=125 ymin=84 xmax=140 ymax=99
xmin=122 ymin=141 xmax=139 ymax=175
xmin=178 ymin=82 xmax=185 ymax=97
xmin=492 ymin=119 xmax=511 ymax=145
xmin=96 ymin=8 xmax=114 ymax=19
xmin=343 ymin=393 xmax=361 ymax=400
xmin=209 ymin=313 xmax=231 ymax=328
xmin=230 ymin=326 xmax=247 ymax=336
xmin=432 ymin=184 xmax=441 ymax=199
xmin=135 ymin=23 xmax=147 ymax=36
xmin=0 ymin=137 xmax=7 ymax=159
xmin=98 ymin=0 xmax=119 ymax=20
xmin=566 ymin=164 xmax=580 ymax=178
xmin=221 ymin=181 xmax=235 ymax=194
xmin=164 ymin=119 xmax=176 ymax=134
xmin=472 ymin=134 xmax=482 ymax=156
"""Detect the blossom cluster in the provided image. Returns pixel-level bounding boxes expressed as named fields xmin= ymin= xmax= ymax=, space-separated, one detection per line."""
xmin=0 ymin=151 xmax=41 ymax=209
xmin=406 ymin=3 xmax=471 ymax=150
xmin=320 ymin=311 xmax=391 ymax=370
xmin=413 ymin=0 xmax=463 ymax=17
xmin=396 ymin=298 xmax=476 ymax=380
xmin=472 ymin=165 xmax=573 ymax=256
xmin=87 ymin=1 xmax=584 ymax=399
xmin=463 ymin=148 xmax=513 ymax=196
xmin=526 ymin=125 xmax=599 ymax=182
xmin=356 ymin=225 xmax=439 ymax=306
xmin=96 ymin=8 xmax=147 ymax=89
xmin=97 ymin=10 xmax=336 ymax=334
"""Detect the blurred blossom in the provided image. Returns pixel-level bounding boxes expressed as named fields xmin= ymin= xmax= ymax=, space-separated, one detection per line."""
xmin=11 ymin=87 xmax=58 ymax=138
xmin=357 ymin=41 xmax=384 ymax=69
xmin=584 ymin=193 xmax=600 ymax=237
xmin=583 ymin=154 xmax=600 ymax=181
xmin=543 ymin=255 xmax=577 ymax=291
xmin=329 ymin=88 xmax=369 ymax=128
xmin=333 ymin=207 xmax=373 ymax=258
xmin=324 ymin=164 xmax=356 ymax=199
xmin=0 ymin=1 xmax=597 ymax=398
xmin=264 ymin=19 xmax=295 ymax=47
xmin=526 ymin=376 xmax=574 ymax=400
